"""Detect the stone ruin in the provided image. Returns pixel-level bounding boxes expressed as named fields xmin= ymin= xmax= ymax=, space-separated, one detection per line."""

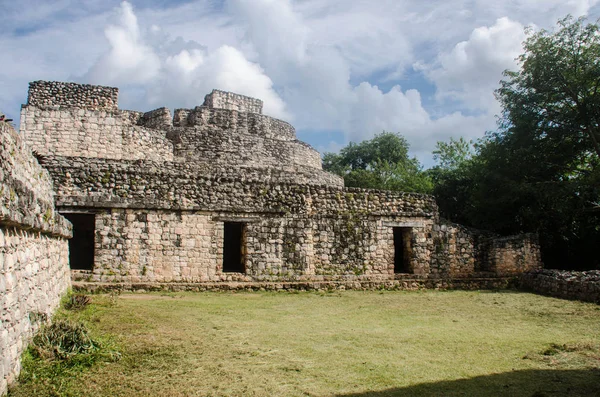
xmin=0 ymin=80 xmax=546 ymax=394
xmin=0 ymin=113 xmax=71 ymax=395
xmin=16 ymin=80 xmax=542 ymax=289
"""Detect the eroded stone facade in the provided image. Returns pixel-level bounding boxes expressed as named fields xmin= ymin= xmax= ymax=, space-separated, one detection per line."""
xmin=20 ymin=81 xmax=541 ymax=286
xmin=0 ymin=120 xmax=71 ymax=395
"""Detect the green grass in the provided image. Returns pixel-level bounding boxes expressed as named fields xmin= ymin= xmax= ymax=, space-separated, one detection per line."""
xmin=8 ymin=290 xmax=600 ymax=397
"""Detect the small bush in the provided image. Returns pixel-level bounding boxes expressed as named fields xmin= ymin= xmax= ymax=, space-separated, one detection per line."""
xmin=30 ymin=319 xmax=120 ymax=366
xmin=31 ymin=319 xmax=98 ymax=361
xmin=63 ymin=294 xmax=91 ymax=311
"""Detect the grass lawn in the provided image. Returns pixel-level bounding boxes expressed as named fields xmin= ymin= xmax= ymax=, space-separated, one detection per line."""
xmin=8 ymin=290 xmax=600 ymax=397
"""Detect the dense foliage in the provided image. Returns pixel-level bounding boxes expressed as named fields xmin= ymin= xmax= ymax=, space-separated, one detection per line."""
xmin=432 ymin=16 xmax=600 ymax=270
xmin=323 ymin=132 xmax=432 ymax=194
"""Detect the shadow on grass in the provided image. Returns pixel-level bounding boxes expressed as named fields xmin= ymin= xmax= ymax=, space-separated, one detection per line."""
xmin=336 ymin=369 xmax=600 ymax=397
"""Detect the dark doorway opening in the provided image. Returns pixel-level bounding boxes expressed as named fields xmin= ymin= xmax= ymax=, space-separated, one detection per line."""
xmin=393 ymin=227 xmax=412 ymax=274
xmin=223 ymin=222 xmax=246 ymax=273
xmin=63 ymin=213 xmax=95 ymax=270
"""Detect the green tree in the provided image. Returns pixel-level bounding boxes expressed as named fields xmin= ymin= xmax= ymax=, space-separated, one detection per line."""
xmin=323 ymin=132 xmax=432 ymax=193
xmin=428 ymin=138 xmax=478 ymax=224
xmin=433 ymin=16 xmax=600 ymax=270
xmin=497 ymin=16 xmax=600 ymax=162
xmin=432 ymin=137 xmax=474 ymax=171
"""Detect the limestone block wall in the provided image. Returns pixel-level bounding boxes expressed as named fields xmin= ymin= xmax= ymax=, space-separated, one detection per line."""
xmin=38 ymin=157 xmax=348 ymax=210
xmin=486 ymin=234 xmax=542 ymax=275
xmin=27 ymin=81 xmax=118 ymax=110
xmin=429 ymin=223 xmax=541 ymax=278
xmin=84 ymin=208 xmax=435 ymax=283
xmin=174 ymin=106 xmax=296 ymax=140
xmin=203 ymin=89 xmax=263 ymax=114
xmin=50 ymin=158 xmax=439 ymax=284
xmin=20 ymin=107 xmax=174 ymax=162
xmin=0 ymin=121 xmax=71 ymax=396
xmin=430 ymin=223 xmax=483 ymax=278
xmin=138 ymin=107 xmax=173 ymax=130
xmin=168 ymin=110 xmax=321 ymax=170
xmin=520 ymin=270 xmax=600 ymax=303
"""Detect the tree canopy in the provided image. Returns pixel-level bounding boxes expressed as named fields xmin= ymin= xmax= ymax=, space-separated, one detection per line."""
xmin=432 ymin=16 xmax=600 ymax=270
xmin=323 ymin=132 xmax=432 ymax=194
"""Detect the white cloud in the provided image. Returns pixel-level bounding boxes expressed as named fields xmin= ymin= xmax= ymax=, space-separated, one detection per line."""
xmin=85 ymin=2 xmax=161 ymax=85
xmin=81 ymin=2 xmax=288 ymax=119
xmin=425 ymin=17 xmax=528 ymax=112
xmin=227 ymin=0 xmax=496 ymax=154
xmin=2 ymin=0 xmax=600 ymax=166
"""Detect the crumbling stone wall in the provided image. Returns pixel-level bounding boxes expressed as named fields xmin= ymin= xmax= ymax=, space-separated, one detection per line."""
xmin=23 ymin=81 xmax=325 ymax=175
xmin=27 ymin=81 xmax=118 ymax=110
xmin=203 ymin=89 xmax=263 ymax=114
xmin=430 ymin=223 xmax=540 ymax=278
xmin=430 ymin=223 xmax=481 ymax=278
xmin=0 ymin=121 xmax=71 ymax=395
xmin=20 ymin=107 xmax=174 ymax=162
xmin=520 ymin=270 xmax=600 ymax=303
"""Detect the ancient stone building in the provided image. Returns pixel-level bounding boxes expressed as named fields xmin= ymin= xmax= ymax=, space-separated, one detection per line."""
xmin=20 ymin=81 xmax=542 ymax=287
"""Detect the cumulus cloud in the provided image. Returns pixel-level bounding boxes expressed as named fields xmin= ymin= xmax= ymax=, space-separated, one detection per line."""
xmin=82 ymin=2 xmax=288 ymax=118
xmin=2 ymin=0 xmax=600 ymax=165
xmin=424 ymin=17 xmax=527 ymax=112
xmin=228 ymin=0 xmax=496 ymax=156
xmin=85 ymin=2 xmax=160 ymax=85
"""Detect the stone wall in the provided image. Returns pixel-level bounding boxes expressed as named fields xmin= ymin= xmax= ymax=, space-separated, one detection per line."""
xmin=20 ymin=107 xmax=174 ymax=162
xmin=486 ymin=234 xmax=542 ymax=275
xmin=73 ymin=277 xmax=518 ymax=293
xmin=203 ymin=89 xmax=263 ymax=114
xmin=173 ymin=107 xmax=295 ymax=140
xmin=27 ymin=81 xmax=118 ymax=110
xmin=430 ymin=222 xmax=483 ymax=278
xmin=520 ymin=270 xmax=600 ymax=303
xmin=22 ymin=82 xmax=323 ymax=174
xmin=69 ymin=210 xmax=436 ymax=284
xmin=0 ymin=121 xmax=71 ymax=395
xmin=430 ymin=223 xmax=541 ymax=278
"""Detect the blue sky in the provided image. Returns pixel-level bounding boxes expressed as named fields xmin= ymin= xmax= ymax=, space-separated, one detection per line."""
xmin=1 ymin=0 xmax=599 ymax=168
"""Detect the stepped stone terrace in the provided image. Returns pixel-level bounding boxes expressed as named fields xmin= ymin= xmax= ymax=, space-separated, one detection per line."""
xmin=20 ymin=81 xmax=541 ymax=288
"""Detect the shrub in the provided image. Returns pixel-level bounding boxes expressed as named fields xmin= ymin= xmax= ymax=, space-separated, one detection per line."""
xmin=31 ymin=319 xmax=99 ymax=361
xmin=30 ymin=319 xmax=120 ymax=367
xmin=63 ymin=293 xmax=91 ymax=311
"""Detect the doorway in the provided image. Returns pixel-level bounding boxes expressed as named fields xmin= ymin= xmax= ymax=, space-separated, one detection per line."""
xmin=62 ymin=213 xmax=95 ymax=270
xmin=223 ymin=222 xmax=246 ymax=273
xmin=393 ymin=227 xmax=412 ymax=274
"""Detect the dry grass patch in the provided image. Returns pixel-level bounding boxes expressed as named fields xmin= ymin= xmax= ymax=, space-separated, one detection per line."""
xmin=8 ymin=290 xmax=600 ymax=396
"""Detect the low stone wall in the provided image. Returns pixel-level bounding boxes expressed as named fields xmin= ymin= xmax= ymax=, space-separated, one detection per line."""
xmin=0 ymin=121 xmax=71 ymax=395
xmin=72 ymin=277 xmax=516 ymax=293
xmin=520 ymin=269 xmax=600 ymax=303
